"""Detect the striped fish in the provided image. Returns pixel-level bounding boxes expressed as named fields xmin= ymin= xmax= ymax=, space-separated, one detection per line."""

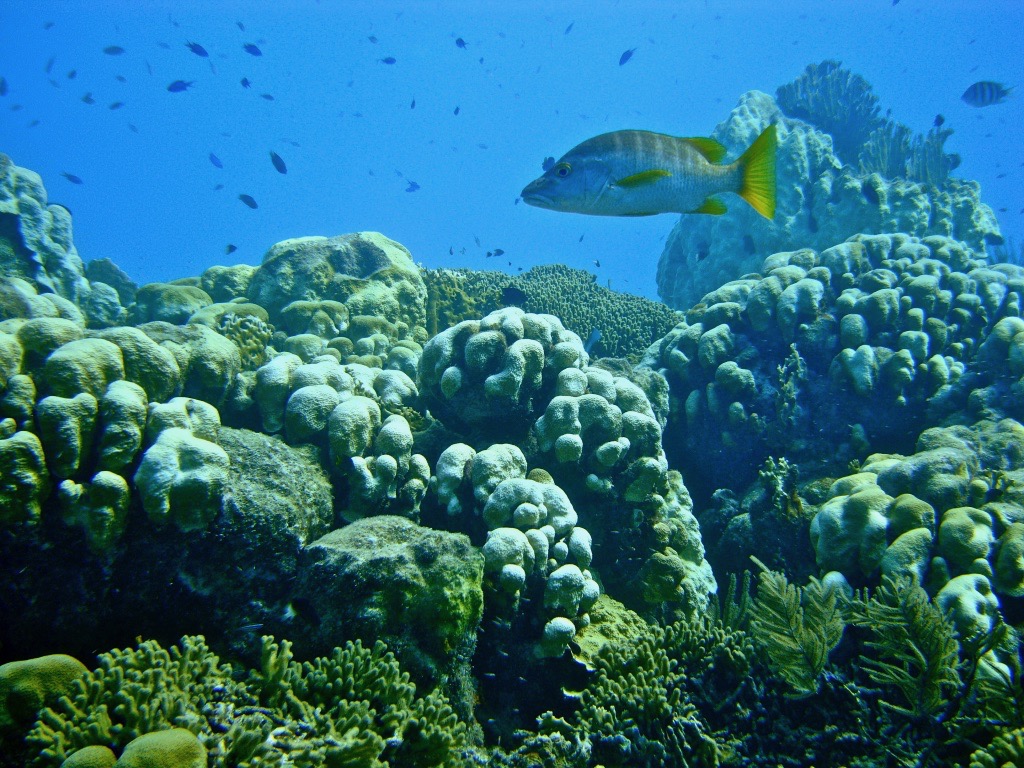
xmin=521 ymin=125 xmax=776 ymax=219
xmin=961 ymin=81 xmax=1013 ymax=108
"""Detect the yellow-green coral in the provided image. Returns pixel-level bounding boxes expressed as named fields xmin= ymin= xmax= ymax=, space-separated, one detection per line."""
xmin=23 ymin=635 xmax=473 ymax=768
xmin=216 ymin=311 xmax=274 ymax=370
xmin=748 ymin=559 xmax=844 ymax=697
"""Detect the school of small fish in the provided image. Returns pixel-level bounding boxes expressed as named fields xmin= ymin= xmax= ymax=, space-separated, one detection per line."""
xmin=1 ymin=10 xmax=1015 ymax=267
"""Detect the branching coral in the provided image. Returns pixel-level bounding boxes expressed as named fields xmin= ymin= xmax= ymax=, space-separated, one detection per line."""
xmin=22 ymin=635 xmax=474 ymax=768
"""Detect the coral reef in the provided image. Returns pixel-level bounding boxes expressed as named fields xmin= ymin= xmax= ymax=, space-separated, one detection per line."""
xmin=656 ymin=90 xmax=1001 ymax=308
xmin=10 ymin=635 xmax=475 ymax=768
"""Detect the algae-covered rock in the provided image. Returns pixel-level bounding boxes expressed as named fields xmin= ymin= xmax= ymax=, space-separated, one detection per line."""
xmin=128 ymin=282 xmax=213 ymax=325
xmin=199 ymin=263 xmax=258 ymax=302
xmin=296 ymin=515 xmax=483 ymax=700
xmin=248 ymin=232 xmax=428 ymax=339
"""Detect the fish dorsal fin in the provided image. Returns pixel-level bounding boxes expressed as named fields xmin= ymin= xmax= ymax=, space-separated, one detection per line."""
xmin=694 ymin=196 xmax=727 ymax=215
xmin=614 ymin=169 xmax=672 ymax=188
xmin=680 ymin=137 xmax=728 ymax=163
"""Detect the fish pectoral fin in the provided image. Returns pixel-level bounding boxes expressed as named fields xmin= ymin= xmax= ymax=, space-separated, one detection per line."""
xmin=680 ymin=137 xmax=728 ymax=163
xmin=613 ymin=169 xmax=672 ymax=188
xmin=693 ymin=197 xmax=728 ymax=215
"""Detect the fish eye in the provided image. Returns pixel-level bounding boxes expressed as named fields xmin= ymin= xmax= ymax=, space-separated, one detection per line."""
xmin=554 ymin=162 xmax=571 ymax=178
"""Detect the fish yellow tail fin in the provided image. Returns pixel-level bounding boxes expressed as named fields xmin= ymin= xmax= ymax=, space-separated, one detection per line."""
xmin=737 ymin=124 xmax=777 ymax=220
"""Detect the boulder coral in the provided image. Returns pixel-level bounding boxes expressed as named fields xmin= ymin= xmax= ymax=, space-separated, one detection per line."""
xmin=133 ymin=427 xmax=229 ymax=532
xmin=656 ymin=91 xmax=1000 ymax=309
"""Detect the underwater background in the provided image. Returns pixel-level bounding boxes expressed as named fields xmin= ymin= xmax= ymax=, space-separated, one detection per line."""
xmin=2 ymin=1 xmax=1024 ymax=767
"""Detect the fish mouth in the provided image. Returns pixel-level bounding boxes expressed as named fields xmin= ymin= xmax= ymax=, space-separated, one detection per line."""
xmin=521 ymin=191 xmax=554 ymax=208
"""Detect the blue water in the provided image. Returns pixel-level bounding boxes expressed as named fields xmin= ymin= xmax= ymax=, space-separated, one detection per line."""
xmin=1 ymin=0 xmax=1021 ymax=299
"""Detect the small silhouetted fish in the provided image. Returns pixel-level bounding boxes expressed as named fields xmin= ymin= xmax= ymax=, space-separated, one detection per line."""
xmin=209 ymin=153 xmax=223 ymax=168
xmin=61 ymin=172 xmax=83 ymax=184
xmin=67 ymin=69 xmax=77 ymax=79
xmin=240 ymin=77 xmax=251 ymax=88
xmin=261 ymin=93 xmax=274 ymax=100
xmin=502 ymin=285 xmax=528 ymax=306
xmin=81 ymin=92 xmax=94 ymax=104
xmin=696 ymin=241 xmax=711 ymax=262
xmin=115 ymin=74 xmax=127 ymax=82
xmin=186 ymin=41 xmax=209 ymax=57
xmin=104 ymin=45 xmax=126 ymax=55
xmin=108 ymin=101 xmax=124 ymax=110
xmin=933 ymin=114 xmax=945 ymax=127
xmin=243 ymin=43 xmax=262 ymax=56
xmin=45 ymin=57 xmax=55 ymax=74
xmin=284 ymin=597 xmax=320 ymax=626
xmin=619 ymin=48 xmax=636 ymax=66
xmin=742 ymin=234 xmax=756 ymax=254
xmin=0 ymin=77 xmax=7 ymax=96
xmin=225 ymin=244 xmax=237 ymax=254
xmin=44 ymin=21 xmax=54 ymax=30
xmin=234 ymin=623 xmax=263 ymax=633
xmin=456 ymin=37 xmax=467 ymax=48
xmin=542 ymin=156 xmax=555 ymax=172
xmin=239 ymin=194 xmax=258 ymax=208
xmin=997 ymin=172 xmax=1007 ymax=178
xmin=961 ymin=81 xmax=1012 ymax=107
xmin=368 ymin=35 xmax=378 ymax=43
xmin=28 ymin=119 xmax=39 ymax=127
xmin=380 ymin=56 xmax=396 ymax=64
xmin=477 ymin=143 xmax=488 ymax=149
xmin=565 ymin=22 xmax=574 ymax=34
xmin=237 ymin=21 xmax=245 ymax=31
xmin=474 ymin=235 xmax=481 ymax=247
xmin=270 ymin=151 xmax=287 ymax=173
xmin=157 ymin=41 xmax=170 ymax=50
xmin=493 ymin=248 xmax=505 ymax=257
xmin=486 ymin=250 xmax=492 ymax=258
xmin=128 ymin=123 xmax=138 ymax=133
xmin=579 ymin=234 xmax=584 ymax=242
xmin=406 ymin=181 xmax=420 ymax=192
xmin=593 ymin=259 xmax=600 ymax=267
xmin=584 ymin=328 xmax=602 ymax=354
xmin=449 ymin=246 xmax=454 ymax=255
xmin=167 ymin=80 xmax=194 ymax=92
xmin=410 ymin=97 xmax=415 ymax=109
xmin=8 ymin=104 xmax=21 ymax=112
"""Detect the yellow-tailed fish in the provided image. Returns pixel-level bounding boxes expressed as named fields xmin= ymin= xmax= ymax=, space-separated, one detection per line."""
xmin=521 ymin=124 xmax=777 ymax=219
